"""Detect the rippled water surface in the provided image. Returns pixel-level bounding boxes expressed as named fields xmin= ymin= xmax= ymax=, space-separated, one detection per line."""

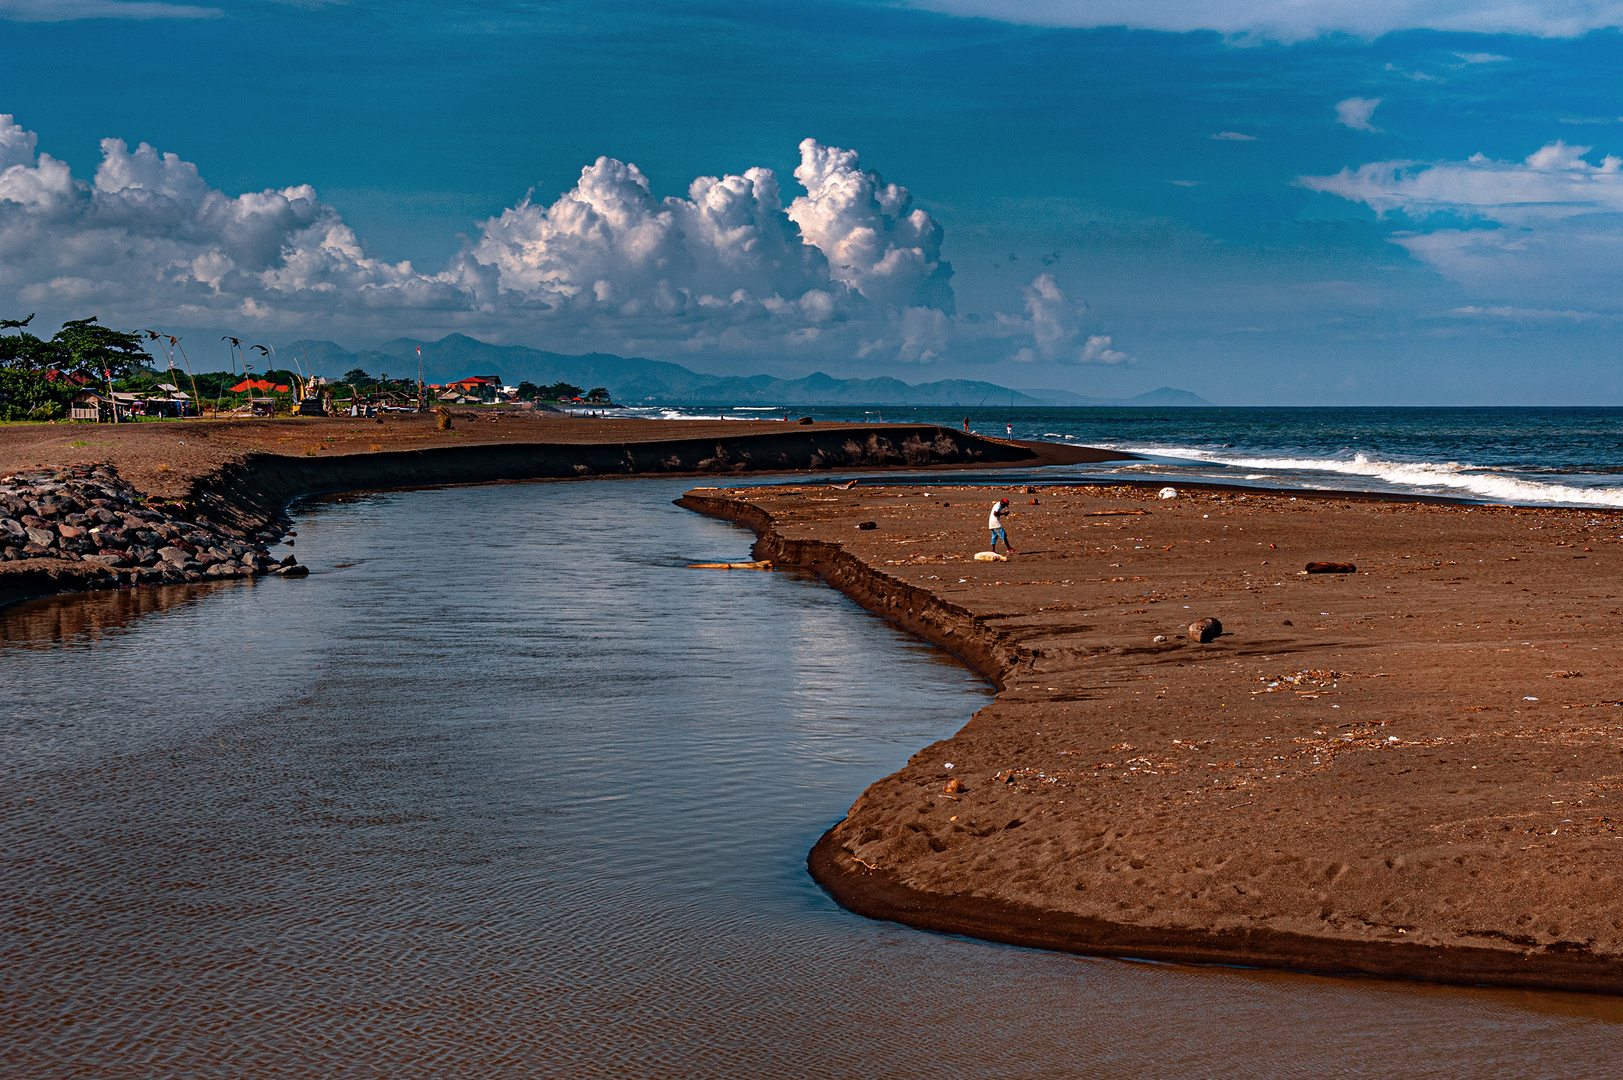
xmin=626 ymin=405 xmax=1623 ymax=507
xmin=4 ymin=478 xmax=1620 ymax=1077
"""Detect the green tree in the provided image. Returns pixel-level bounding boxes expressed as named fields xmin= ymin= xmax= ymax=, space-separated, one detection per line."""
xmin=0 ymin=314 xmax=62 ymax=371
xmin=53 ymin=318 xmax=150 ymax=381
xmin=544 ymin=382 xmax=583 ymax=400
xmin=343 ymin=368 xmax=371 ymax=385
xmin=516 ymin=380 xmax=539 ymax=401
xmin=585 ymin=387 xmax=610 ymax=403
xmin=0 ymin=368 xmax=74 ymax=421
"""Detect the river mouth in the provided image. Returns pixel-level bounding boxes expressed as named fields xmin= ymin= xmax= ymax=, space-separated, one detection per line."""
xmin=3 ymin=477 xmax=1619 ymax=1076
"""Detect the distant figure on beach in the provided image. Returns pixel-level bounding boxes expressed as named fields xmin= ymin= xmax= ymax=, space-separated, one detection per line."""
xmin=963 ymin=417 xmax=969 ymax=433
xmin=1006 ymin=422 xmax=1012 ymax=436
xmin=988 ymin=498 xmax=1016 ymax=554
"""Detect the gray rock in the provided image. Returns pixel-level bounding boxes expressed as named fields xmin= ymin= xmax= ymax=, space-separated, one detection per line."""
xmin=24 ymin=527 xmax=54 ymax=547
xmin=157 ymin=546 xmax=190 ymax=566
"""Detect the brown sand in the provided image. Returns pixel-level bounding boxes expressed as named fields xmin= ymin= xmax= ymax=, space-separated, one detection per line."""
xmin=0 ymin=415 xmax=1122 ymax=609
xmin=680 ymin=481 xmax=1623 ymax=993
xmin=0 ymin=413 xmax=1113 ymax=499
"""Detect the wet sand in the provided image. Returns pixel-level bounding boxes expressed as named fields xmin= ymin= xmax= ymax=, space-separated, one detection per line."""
xmin=680 ymin=481 xmax=1623 ymax=993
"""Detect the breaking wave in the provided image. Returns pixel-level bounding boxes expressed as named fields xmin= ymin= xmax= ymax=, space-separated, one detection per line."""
xmin=1100 ymin=446 xmax=1623 ymax=509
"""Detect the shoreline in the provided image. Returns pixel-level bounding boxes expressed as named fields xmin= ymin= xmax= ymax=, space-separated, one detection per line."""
xmin=12 ymin=414 xmax=1623 ymax=993
xmin=678 ymin=482 xmax=1623 ymax=994
xmin=0 ymin=416 xmax=1123 ymax=610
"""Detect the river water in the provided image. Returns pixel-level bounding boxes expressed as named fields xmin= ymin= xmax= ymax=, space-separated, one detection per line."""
xmin=3 ymin=478 xmax=1619 ymax=1077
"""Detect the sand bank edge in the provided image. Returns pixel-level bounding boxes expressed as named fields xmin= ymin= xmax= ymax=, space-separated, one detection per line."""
xmin=676 ymin=489 xmax=1623 ymax=996
xmin=0 ymin=424 xmax=1105 ymax=611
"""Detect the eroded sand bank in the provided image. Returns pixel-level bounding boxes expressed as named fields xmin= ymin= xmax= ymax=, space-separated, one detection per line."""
xmin=0 ymin=415 xmax=1120 ymax=608
xmin=680 ymin=481 xmax=1623 ymax=993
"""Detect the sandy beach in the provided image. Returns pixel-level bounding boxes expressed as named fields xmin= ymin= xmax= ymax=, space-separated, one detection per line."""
xmin=680 ymin=480 xmax=1623 ymax=992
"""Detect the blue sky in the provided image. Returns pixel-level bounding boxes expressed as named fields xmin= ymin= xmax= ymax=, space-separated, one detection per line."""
xmin=2 ymin=0 xmax=1622 ymax=403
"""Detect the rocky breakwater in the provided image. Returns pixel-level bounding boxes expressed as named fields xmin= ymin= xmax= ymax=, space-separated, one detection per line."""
xmin=0 ymin=462 xmax=303 ymax=606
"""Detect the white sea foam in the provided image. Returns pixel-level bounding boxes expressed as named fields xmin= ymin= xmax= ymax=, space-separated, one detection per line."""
xmin=1100 ymin=445 xmax=1623 ymax=508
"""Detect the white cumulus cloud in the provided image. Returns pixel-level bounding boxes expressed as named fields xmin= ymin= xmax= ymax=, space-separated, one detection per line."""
xmin=907 ymin=0 xmax=1623 ymax=42
xmin=1301 ymin=140 xmax=1623 ymax=306
xmin=0 ymin=114 xmax=1134 ymax=368
xmin=1299 ymin=140 xmax=1623 ymax=222
xmin=1079 ymin=334 xmax=1129 ymax=364
xmin=1002 ymin=273 xmax=1131 ymax=364
xmin=1335 ymin=97 xmax=1382 ymax=132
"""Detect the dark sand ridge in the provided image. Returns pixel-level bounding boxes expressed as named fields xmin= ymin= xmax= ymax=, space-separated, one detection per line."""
xmin=678 ymin=482 xmax=1623 ymax=993
xmin=0 ymin=414 xmax=1121 ymax=609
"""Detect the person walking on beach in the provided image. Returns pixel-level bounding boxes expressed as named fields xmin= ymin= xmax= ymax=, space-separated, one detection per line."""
xmin=988 ymin=497 xmax=1016 ymax=554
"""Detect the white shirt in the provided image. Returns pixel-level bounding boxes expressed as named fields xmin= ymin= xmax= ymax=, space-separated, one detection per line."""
xmin=988 ymin=502 xmax=1008 ymax=530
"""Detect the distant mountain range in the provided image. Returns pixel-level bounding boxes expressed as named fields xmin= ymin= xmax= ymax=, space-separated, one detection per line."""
xmin=285 ymin=334 xmax=1213 ymax=408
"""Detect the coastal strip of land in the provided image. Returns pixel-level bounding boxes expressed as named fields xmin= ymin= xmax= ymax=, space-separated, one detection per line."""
xmin=0 ymin=414 xmax=1124 ymax=609
xmin=678 ymin=481 xmax=1623 ymax=993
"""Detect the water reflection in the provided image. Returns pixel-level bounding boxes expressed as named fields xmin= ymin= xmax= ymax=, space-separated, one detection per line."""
xmin=2 ymin=478 xmax=1618 ymax=1078
xmin=0 ymin=579 xmax=242 ymax=648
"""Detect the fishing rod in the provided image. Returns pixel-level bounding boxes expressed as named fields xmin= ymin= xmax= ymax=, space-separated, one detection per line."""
xmin=964 ymin=387 xmax=995 ymax=433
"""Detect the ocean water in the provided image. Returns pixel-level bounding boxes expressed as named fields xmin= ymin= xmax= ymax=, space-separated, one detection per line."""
xmin=3 ymin=479 xmax=1621 ymax=1078
xmin=608 ymin=405 xmax=1623 ymax=509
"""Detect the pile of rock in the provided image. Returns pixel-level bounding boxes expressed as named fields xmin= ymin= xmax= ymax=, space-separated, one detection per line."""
xmin=0 ymin=462 xmax=303 ymax=584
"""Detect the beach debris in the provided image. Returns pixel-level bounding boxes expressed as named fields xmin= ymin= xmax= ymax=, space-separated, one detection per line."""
xmin=1305 ymin=561 xmax=1357 ymax=573
xmin=796 ymin=416 xmax=813 ymax=424
xmin=436 ymin=405 xmax=453 ymax=430
xmin=1188 ymin=617 xmax=1223 ymax=643
xmin=943 ymin=777 xmax=965 ymax=794
xmin=1153 ymin=634 xmax=1168 ymax=643
xmin=687 ymin=560 xmax=773 ymax=570
xmin=974 ymin=551 xmax=1008 ymax=562
xmin=1158 ymin=486 xmax=1178 ymax=499
xmin=855 ymin=520 xmax=878 ymax=530
xmin=831 ymin=479 xmax=858 ymax=489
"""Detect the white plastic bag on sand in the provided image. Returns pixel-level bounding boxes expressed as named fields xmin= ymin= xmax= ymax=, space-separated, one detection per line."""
xmin=974 ymin=551 xmax=1008 ymax=562
xmin=1158 ymin=486 xmax=1178 ymax=499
